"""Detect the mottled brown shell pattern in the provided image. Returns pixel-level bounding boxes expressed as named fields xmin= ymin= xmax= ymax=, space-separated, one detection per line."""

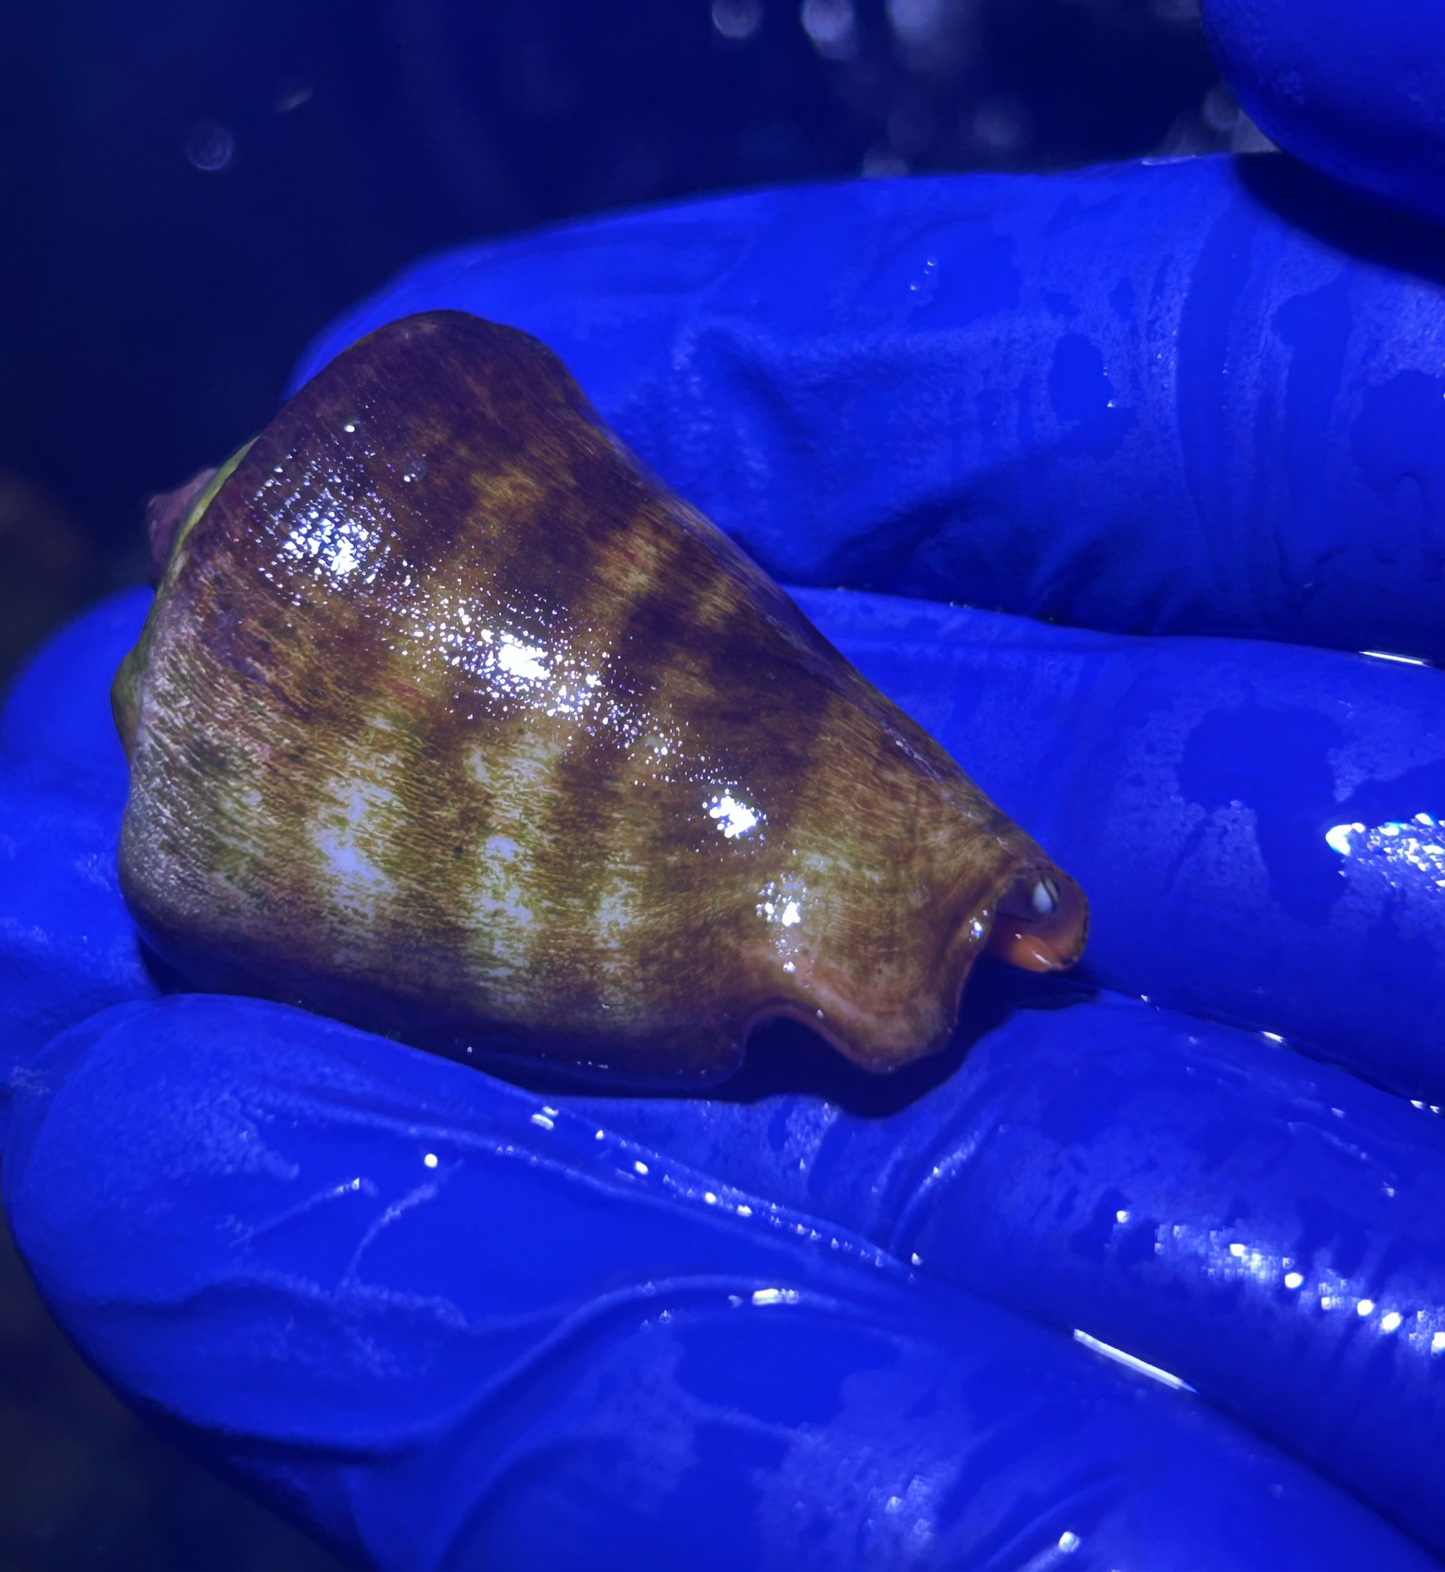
xmin=114 ymin=311 xmax=1086 ymax=1083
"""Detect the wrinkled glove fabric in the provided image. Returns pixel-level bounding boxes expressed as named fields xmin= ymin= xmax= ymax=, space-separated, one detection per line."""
xmin=5 ymin=65 xmax=1445 ymax=1565
xmin=296 ymin=155 xmax=1445 ymax=666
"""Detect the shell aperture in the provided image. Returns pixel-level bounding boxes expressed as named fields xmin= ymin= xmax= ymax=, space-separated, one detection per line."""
xmin=113 ymin=311 xmax=1087 ymax=1083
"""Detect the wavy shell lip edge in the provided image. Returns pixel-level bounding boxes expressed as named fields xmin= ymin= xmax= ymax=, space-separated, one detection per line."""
xmin=113 ymin=309 xmax=1090 ymax=1087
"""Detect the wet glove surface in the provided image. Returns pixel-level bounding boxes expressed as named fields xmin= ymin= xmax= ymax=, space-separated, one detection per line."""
xmin=5 ymin=577 xmax=1445 ymax=1567
xmin=5 ymin=4 xmax=1445 ymax=1556
xmin=5 ymin=990 xmax=1439 ymax=1572
xmin=1203 ymin=0 xmax=1445 ymax=231
xmin=296 ymin=155 xmax=1445 ymax=667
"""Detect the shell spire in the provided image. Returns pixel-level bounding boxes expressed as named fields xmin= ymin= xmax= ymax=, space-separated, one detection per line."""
xmin=114 ymin=311 xmax=1086 ymax=1084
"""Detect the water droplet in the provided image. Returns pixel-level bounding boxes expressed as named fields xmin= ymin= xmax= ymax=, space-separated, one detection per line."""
xmin=185 ymin=121 xmax=235 ymax=172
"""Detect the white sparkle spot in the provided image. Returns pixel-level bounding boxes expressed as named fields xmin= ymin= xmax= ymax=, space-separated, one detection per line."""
xmin=1433 ymin=1332 xmax=1445 ymax=1354
xmin=1326 ymin=822 xmax=1362 ymax=855
xmin=708 ymin=794 xmax=760 ymax=839
xmin=737 ymin=1204 xmax=752 ymax=1217
xmin=1326 ymin=818 xmax=1445 ymax=886
xmin=1073 ymin=1329 xmax=1196 ymax=1392
xmin=1381 ymin=1311 xmax=1403 ymax=1333
xmin=1357 ymin=1298 xmax=1376 ymax=1317
xmin=704 ymin=1192 xmax=718 ymax=1205
xmin=1359 ymin=649 xmax=1430 ymax=666
xmin=1229 ymin=1242 xmax=1246 ymax=1257
xmin=634 ymin=1160 xmax=649 ymax=1176
xmin=496 ymin=636 xmax=549 ymax=683
xmin=423 ymin=1152 xmax=439 ymax=1169
xmin=751 ymin=1287 xmax=801 ymax=1307
xmin=780 ymin=900 xmax=801 ymax=926
xmin=1058 ymin=1531 xmax=1081 ymax=1554
xmin=530 ymin=1112 xmax=555 ymax=1131
xmin=1259 ymin=1030 xmax=1285 ymax=1044
xmin=1284 ymin=1272 xmax=1304 ymax=1290
xmin=1116 ymin=1209 xmax=1130 ymax=1224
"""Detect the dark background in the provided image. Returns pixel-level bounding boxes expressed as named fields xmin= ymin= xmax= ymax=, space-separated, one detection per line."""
xmin=0 ymin=0 xmax=1246 ymax=1564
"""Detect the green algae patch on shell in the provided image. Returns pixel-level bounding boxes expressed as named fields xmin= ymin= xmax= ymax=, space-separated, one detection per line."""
xmin=114 ymin=310 xmax=1087 ymax=1085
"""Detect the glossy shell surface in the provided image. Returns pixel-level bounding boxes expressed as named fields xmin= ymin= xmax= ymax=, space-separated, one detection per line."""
xmin=114 ymin=312 xmax=1086 ymax=1082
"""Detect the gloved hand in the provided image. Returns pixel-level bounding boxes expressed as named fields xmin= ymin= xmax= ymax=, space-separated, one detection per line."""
xmin=4 ymin=1 xmax=1445 ymax=1564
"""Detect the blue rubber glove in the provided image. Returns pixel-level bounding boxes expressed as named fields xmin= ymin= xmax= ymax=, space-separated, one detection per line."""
xmin=294 ymin=153 xmax=1445 ymax=671
xmin=6 ymin=8 xmax=1445 ymax=1561
xmin=6 ymin=602 xmax=1445 ymax=1564
xmin=1203 ymin=0 xmax=1445 ymax=230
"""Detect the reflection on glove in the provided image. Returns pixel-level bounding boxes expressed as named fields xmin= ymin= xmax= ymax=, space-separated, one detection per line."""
xmin=1203 ymin=0 xmax=1445 ymax=230
xmin=5 ymin=994 xmax=1437 ymax=1571
xmin=6 ymin=572 xmax=1445 ymax=1563
xmin=6 ymin=20 xmax=1445 ymax=1560
xmin=295 ymin=155 xmax=1445 ymax=666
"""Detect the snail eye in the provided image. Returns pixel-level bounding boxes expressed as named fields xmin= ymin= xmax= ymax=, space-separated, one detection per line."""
xmin=1031 ymin=878 xmax=1060 ymax=916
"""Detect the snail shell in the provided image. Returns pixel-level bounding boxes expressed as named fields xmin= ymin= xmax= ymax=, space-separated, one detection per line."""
xmin=113 ymin=311 xmax=1086 ymax=1084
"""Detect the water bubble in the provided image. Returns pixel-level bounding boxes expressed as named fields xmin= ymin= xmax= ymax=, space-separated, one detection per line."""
xmin=800 ymin=0 xmax=857 ymax=59
xmin=185 ymin=121 xmax=235 ymax=172
xmin=712 ymin=0 xmax=763 ymax=39
xmin=887 ymin=0 xmax=944 ymax=44
xmin=1202 ymin=82 xmax=1241 ymax=135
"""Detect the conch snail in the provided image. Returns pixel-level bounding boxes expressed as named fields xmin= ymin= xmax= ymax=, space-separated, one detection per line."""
xmin=113 ymin=311 xmax=1086 ymax=1084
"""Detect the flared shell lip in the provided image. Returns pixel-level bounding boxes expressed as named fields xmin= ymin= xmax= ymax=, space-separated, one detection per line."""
xmin=743 ymin=997 xmax=958 ymax=1076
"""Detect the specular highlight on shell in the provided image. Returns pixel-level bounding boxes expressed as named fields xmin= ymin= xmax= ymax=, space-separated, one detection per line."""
xmin=113 ymin=311 xmax=1087 ymax=1083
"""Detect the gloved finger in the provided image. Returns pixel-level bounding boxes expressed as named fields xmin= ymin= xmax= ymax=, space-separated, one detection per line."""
xmin=1202 ymin=0 xmax=1445 ymax=230
xmin=6 ymin=996 xmax=1433 ymax=1572
xmin=0 ymin=592 xmax=161 ymax=1107
xmin=0 ymin=762 xmax=156 ymax=1120
xmin=11 ymin=587 xmax=1442 ymax=1551
xmin=572 ymin=968 xmax=1445 ymax=1561
xmin=291 ymin=159 xmax=1445 ymax=662
xmin=0 ymin=584 xmax=146 ymax=803
xmin=797 ymin=586 xmax=1445 ymax=1103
